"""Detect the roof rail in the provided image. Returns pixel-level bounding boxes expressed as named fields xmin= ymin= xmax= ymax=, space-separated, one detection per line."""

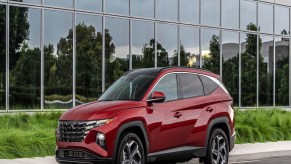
xmin=158 ymin=66 xmax=214 ymax=74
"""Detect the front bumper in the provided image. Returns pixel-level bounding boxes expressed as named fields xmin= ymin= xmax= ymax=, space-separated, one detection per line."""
xmin=56 ymin=149 xmax=112 ymax=164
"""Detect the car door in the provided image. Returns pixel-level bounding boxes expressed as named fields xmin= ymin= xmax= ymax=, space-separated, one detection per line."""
xmin=147 ymin=73 xmax=185 ymax=153
xmin=178 ymin=73 xmax=216 ymax=148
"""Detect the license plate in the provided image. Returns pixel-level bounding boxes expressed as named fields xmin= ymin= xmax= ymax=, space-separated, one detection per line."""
xmin=65 ymin=150 xmax=84 ymax=158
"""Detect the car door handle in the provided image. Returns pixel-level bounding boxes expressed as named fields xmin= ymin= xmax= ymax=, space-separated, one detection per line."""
xmin=174 ymin=112 xmax=182 ymax=118
xmin=206 ymin=107 xmax=214 ymax=112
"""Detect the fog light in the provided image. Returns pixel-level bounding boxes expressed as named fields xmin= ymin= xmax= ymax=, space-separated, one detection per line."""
xmin=96 ymin=133 xmax=106 ymax=150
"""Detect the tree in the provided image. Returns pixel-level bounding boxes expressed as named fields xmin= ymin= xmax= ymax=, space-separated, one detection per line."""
xmin=0 ymin=5 xmax=29 ymax=107
xmin=203 ymin=35 xmax=220 ymax=74
xmin=173 ymin=44 xmax=191 ymax=66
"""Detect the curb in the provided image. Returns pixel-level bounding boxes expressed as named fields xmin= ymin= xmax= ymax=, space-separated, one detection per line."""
xmin=229 ymin=150 xmax=291 ymax=163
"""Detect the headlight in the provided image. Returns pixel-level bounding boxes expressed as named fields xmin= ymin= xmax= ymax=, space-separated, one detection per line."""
xmin=96 ymin=119 xmax=113 ymax=127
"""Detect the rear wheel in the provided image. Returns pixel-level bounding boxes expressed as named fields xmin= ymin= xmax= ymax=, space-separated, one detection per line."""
xmin=205 ymin=128 xmax=229 ymax=164
xmin=116 ymin=133 xmax=145 ymax=164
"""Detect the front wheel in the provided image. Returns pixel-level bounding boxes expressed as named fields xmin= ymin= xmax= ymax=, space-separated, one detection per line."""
xmin=205 ymin=128 xmax=229 ymax=164
xmin=116 ymin=133 xmax=145 ymax=164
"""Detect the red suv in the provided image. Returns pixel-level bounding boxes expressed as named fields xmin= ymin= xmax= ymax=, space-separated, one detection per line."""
xmin=56 ymin=67 xmax=235 ymax=164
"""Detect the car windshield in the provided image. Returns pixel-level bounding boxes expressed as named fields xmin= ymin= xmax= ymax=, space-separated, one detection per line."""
xmin=99 ymin=74 xmax=156 ymax=101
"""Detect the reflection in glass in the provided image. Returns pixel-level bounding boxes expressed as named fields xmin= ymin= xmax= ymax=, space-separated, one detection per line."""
xmin=241 ymin=0 xmax=257 ymax=31
xmin=258 ymin=3 xmax=273 ymax=34
xmin=105 ymin=0 xmax=129 ymax=15
xmin=180 ymin=0 xmax=199 ymax=24
xmin=201 ymin=0 xmax=220 ymax=27
xmin=275 ymin=6 xmax=289 ymax=35
xmin=201 ymin=29 xmax=220 ymax=74
xmin=44 ymin=10 xmax=73 ymax=109
xmin=157 ymin=23 xmax=178 ymax=67
xmin=241 ymin=32 xmax=257 ymax=106
xmin=259 ymin=35 xmax=273 ymax=106
xmin=0 ymin=5 xmax=5 ymax=110
xmin=105 ymin=17 xmax=129 ymax=88
xmin=275 ymin=0 xmax=291 ymax=6
xmin=222 ymin=0 xmax=239 ymax=29
xmin=156 ymin=0 xmax=178 ymax=21
xmin=275 ymin=37 xmax=289 ymax=106
xmin=10 ymin=0 xmax=41 ymax=4
xmin=132 ymin=0 xmax=154 ymax=18
xmin=76 ymin=14 xmax=102 ymax=105
xmin=179 ymin=26 xmax=200 ymax=67
xmin=132 ymin=20 xmax=154 ymax=69
xmin=9 ymin=7 xmax=41 ymax=109
xmin=44 ymin=0 xmax=73 ymax=8
xmin=222 ymin=31 xmax=239 ymax=106
xmin=76 ymin=0 xmax=102 ymax=12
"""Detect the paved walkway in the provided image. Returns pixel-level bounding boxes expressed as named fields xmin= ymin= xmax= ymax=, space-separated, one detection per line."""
xmin=1 ymin=141 xmax=291 ymax=164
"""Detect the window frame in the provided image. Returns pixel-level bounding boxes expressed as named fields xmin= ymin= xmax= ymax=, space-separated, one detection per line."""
xmin=147 ymin=72 xmax=221 ymax=103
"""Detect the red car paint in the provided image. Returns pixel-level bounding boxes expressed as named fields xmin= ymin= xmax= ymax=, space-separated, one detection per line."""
xmin=56 ymin=67 xmax=235 ymax=164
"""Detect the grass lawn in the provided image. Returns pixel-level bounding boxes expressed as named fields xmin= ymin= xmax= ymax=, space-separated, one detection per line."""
xmin=0 ymin=109 xmax=290 ymax=159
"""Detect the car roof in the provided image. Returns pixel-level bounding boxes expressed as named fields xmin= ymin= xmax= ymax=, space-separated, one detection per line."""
xmin=124 ymin=67 xmax=220 ymax=78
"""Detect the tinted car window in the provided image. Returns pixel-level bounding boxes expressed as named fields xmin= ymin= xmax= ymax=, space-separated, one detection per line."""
xmin=179 ymin=73 xmax=204 ymax=98
xmin=199 ymin=75 xmax=218 ymax=95
xmin=152 ymin=74 xmax=178 ymax=101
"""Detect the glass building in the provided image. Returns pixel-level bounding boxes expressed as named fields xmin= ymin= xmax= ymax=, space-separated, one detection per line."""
xmin=0 ymin=0 xmax=290 ymax=111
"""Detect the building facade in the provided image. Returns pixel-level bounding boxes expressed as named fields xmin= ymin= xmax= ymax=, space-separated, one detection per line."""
xmin=0 ymin=0 xmax=290 ymax=111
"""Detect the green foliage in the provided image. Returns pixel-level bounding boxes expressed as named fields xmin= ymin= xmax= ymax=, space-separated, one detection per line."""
xmin=203 ymin=35 xmax=220 ymax=74
xmin=0 ymin=110 xmax=290 ymax=159
xmin=0 ymin=112 xmax=62 ymax=159
xmin=235 ymin=109 xmax=291 ymax=143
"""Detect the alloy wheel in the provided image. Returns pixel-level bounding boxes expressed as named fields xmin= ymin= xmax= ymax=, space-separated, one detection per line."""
xmin=211 ymin=135 xmax=228 ymax=164
xmin=121 ymin=140 xmax=142 ymax=164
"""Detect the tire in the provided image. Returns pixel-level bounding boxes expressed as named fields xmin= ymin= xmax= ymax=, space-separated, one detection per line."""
xmin=116 ymin=133 xmax=145 ymax=164
xmin=204 ymin=128 xmax=229 ymax=164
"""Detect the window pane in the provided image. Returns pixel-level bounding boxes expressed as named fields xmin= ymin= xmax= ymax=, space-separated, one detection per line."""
xmin=179 ymin=74 xmax=204 ymax=98
xmin=180 ymin=0 xmax=199 ymax=24
xmin=241 ymin=0 xmax=257 ymax=31
xmin=259 ymin=3 xmax=274 ymax=33
xmin=132 ymin=20 xmax=154 ymax=69
xmin=222 ymin=31 xmax=239 ymax=106
xmin=105 ymin=17 xmax=129 ymax=88
xmin=259 ymin=35 xmax=274 ymax=106
xmin=105 ymin=0 xmax=129 ymax=15
xmin=156 ymin=0 xmax=178 ymax=21
xmin=199 ymin=75 xmax=218 ymax=95
xmin=157 ymin=23 xmax=178 ymax=67
xmin=222 ymin=0 xmax=239 ymax=29
xmin=10 ymin=0 xmax=41 ymax=4
xmin=76 ymin=0 xmax=102 ymax=12
xmin=201 ymin=0 xmax=220 ymax=27
xmin=132 ymin=0 xmax=154 ymax=18
xmin=9 ymin=7 xmax=41 ymax=110
xmin=275 ymin=36 xmax=289 ymax=106
xmin=179 ymin=26 xmax=200 ymax=67
xmin=276 ymin=0 xmax=291 ymax=6
xmin=75 ymin=14 xmax=102 ymax=105
xmin=44 ymin=0 xmax=73 ymax=8
xmin=44 ymin=10 xmax=73 ymax=109
xmin=201 ymin=29 xmax=220 ymax=74
xmin=0 ymin=5 xmax=5 ymax=110
xmin=152 ymin=74 xmax=178 ymax=101
xmin=241 ymin=32 xmax=258 ymax=106
xmin=275 ymin=6 xmax=289 ymax=35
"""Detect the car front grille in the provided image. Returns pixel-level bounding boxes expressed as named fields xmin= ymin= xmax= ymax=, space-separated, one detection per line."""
xmin=58 ymin=121 xmax=97 ymax=142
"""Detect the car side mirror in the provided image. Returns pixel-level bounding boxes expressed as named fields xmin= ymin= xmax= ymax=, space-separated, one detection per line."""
xmin=147 ymin=91 xmax=166 ymax=103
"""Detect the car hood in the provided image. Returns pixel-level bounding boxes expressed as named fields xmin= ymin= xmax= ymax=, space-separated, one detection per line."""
xmin=60 ymin=101 xmax=145 ymax=121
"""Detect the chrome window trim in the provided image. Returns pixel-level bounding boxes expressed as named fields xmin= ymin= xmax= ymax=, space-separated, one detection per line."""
xmin=147 ymin=71 xmax=229 ymax=101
